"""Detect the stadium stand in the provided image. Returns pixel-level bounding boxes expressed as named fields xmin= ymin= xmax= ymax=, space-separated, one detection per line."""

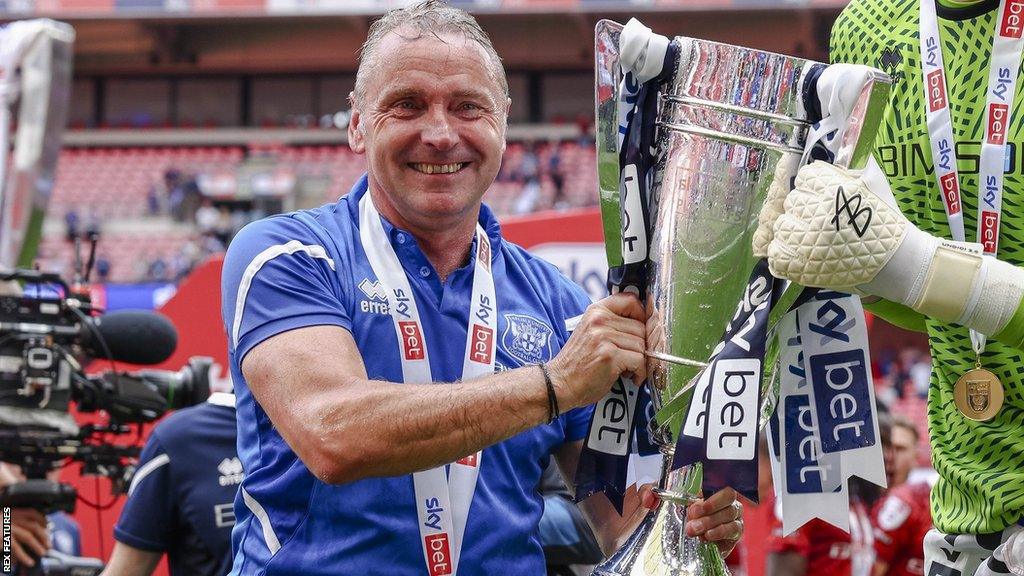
xmin=51 ymin=146 xmax=245 ymax=219
xmin=39 ymin=139 xmax=598 ymax=282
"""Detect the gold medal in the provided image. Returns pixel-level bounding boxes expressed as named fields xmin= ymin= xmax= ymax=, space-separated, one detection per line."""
xmin=953 ymin=361 xmax=1004 ymax=422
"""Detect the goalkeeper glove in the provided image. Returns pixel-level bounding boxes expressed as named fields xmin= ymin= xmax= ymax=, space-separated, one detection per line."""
xmin=754 ymin=160 xmax=1024 ymax=345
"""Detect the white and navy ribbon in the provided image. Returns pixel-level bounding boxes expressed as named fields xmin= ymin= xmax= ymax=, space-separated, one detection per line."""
xmin=771 ymin=292 xmax=881 ymax=534
xmin=576 ymin=38 xmax=678 ymax=513
xmin=674 ymin=260 xmax=784 ymax=502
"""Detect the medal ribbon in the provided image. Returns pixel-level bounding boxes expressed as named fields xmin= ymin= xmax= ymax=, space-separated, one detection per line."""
xmin=919 ymin=0 xmax=1024 ymax=355
xmin=359 ymin=193 xmax=497 ymax=576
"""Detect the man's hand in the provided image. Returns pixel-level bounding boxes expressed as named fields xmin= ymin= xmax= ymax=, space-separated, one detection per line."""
xmin=684 ymin=487 xmax=744 ymax=558
xmin=10 ymin=508 xmax=49 ymax=567
xmin=548 ymin=292 xmax=647 ymax=410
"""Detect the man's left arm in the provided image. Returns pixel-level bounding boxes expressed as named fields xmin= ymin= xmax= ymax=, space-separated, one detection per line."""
xmin=553 ymin=440 xmax=744 ymax=558
xmin=100 ymin=542 xmax=161 ymax=576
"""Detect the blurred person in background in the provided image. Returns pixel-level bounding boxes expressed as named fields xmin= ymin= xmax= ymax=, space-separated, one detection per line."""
xmin=514 ymin=140 xmax=541 ymax=214
xmin=95 ymin=255 xmax=111 ymax=283
xmin=195 ymin=199 xmax=219 ymax=236
xmin=63 ymin=209 xmax=79 ymax=243
xmin=102 ymin=388 xmax=238 ymax=576
xmin=547 ymin=141 xmax=566 ymax=210
xmin=872 ymin=416 xmax=932 ymax=576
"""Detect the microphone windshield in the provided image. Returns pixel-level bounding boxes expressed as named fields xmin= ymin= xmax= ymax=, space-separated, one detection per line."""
xmin=86 ymin=311 xmax=178 ymax=365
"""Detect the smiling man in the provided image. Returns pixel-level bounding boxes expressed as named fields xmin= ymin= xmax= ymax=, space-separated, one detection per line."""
xmin=219 ymin=2 xmax=744 ymax=574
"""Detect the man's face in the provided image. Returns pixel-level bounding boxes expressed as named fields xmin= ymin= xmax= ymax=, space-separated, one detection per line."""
xmin=349 ymin=30 xmax=509 ymax=232
xmin=887 ymin=426 xmax=917 ymax=487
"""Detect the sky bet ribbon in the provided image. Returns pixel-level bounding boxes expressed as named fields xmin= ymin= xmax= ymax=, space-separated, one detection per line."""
xmin=575 ymin=21 xmax=677 ymax=513
xmin=766 ymin=63 xmax=887 ymax=535
xmin=673 ymin=260 xmax=784 ymax=503
xmin=771 ymin=292 xmax=883 ymax=534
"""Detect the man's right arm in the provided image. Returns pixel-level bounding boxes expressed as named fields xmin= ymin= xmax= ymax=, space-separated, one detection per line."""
xmin=100 ymin=542 xmax=161 ymax=576
xmin=241 ymin=292 xmax=647 ymax=485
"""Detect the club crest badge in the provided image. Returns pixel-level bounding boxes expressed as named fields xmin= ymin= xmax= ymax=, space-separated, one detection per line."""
xmin=968 ymin=380 xmax=990 ymax=412
xmin=502 ymin=314 xmax=553 ymax=366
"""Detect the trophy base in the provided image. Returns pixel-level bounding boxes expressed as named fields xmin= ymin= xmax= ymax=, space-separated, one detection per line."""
xmin=590 ymin=495 xmax=730 ymax=576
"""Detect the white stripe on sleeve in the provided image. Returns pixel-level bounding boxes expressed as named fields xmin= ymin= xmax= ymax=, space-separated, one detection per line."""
xmin=241 ymin=487 xmax=281 ymax=555
xmin=127 ymin=453 xmax=170 ymax=496
xmin=231 ymin=240 xmax=336 ymax=348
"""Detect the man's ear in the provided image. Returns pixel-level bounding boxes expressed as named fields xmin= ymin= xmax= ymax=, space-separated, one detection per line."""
xmin=349 ymin=108 xmax=365 ymax=154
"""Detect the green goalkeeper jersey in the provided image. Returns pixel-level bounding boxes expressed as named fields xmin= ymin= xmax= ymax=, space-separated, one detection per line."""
xmin=831 ymin=0 xmax=1024 ymax=535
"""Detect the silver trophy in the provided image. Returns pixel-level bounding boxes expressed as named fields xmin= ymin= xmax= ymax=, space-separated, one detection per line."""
xmin=593 ymin=19 xmax=889 ymax=576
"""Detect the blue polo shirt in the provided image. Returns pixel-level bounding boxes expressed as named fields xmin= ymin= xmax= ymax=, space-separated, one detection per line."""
xmin=113 ymin=394 xmax=240 ymax=576
xmin=221 ymin=176 xmax=594 ymax=576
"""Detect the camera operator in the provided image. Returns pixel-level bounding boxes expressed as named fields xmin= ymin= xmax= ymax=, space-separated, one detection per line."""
xmin=0 ymin=282 xmax=51 ymax=572
xmin=0 ymin=463 xmax=51 ymax=571
xmin=0 ymin=462 xmax=83 ymax=569
xmin=102 ymin=387 xmax=238 ymax=576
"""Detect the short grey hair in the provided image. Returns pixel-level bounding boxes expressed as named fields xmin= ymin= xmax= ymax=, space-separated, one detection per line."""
xmin=353 ymin=0 xmax=508 ymax=105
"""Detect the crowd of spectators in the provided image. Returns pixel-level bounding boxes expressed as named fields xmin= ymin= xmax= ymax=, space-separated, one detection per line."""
xmin=875 ymin=348 xmax=932 ymax=403
xmin=131 ymin=168 xmax=265 ymax=283
xmin=497 ymin=140 xmax=572 ymax=214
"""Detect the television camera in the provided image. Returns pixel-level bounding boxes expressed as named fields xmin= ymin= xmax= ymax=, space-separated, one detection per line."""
xmin=0 ymin=267 xmax=212 ymax=574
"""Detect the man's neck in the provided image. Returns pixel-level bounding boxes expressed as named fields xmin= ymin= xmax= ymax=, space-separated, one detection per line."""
xmin=415 ymin=226 xmax=477 ymax=283
xmin=367 ymin=188 xmax=479 ymax=283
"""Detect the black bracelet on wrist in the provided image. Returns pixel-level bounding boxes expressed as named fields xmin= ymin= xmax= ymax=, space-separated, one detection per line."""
xmin=538 ymin=362 xmax=560 ymax=424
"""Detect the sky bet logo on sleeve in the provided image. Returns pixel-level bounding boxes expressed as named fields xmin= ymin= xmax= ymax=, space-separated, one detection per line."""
xmin=399 ymin=321 xmax=425 ymax=361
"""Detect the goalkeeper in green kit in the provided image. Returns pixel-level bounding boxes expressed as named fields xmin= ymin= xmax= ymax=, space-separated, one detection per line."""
xmin=754 ymin=0 xmax=1024 ymax=573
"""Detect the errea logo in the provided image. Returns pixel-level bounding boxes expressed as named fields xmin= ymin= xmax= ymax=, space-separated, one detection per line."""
xmin=359 ymin=278 xmax=389 ymax=315
xmin=218 ymin=457 xmax=243 ymax=486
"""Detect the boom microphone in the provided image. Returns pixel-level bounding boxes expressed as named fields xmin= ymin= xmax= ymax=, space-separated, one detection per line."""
xmin=83 ymin=310 xmax=178 ymax=365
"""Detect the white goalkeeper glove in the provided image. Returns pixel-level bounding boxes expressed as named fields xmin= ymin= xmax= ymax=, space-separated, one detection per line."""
xmin=754 ymin=160 xmax=1024 ymax=338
